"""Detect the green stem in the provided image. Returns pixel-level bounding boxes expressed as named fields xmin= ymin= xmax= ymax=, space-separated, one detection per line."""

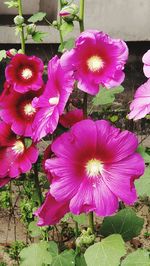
xmin=88 ymin=212 xmax=94 ymax=233
xmin=59 ymin=0 xmax=64 ymax=50
xmin=79 ymin=0 xmax=85 ymax=32
xmin=75 ymin=221 xmax=79 ymax=237
xmin=18 ymin=0 xmax=25 ymax=53
xmin=33 ymin=162 xmax=42 ymax=205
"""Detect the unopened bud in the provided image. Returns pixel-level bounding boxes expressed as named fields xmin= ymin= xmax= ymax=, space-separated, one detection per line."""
xmin=52 ymin=20 xmax=58 ymax=27
xmin=27 ymin=23 xmax=36 ymax=35
xmin=59 ymin=4 xmax=79 ymax=22
xmin=17 ymin=49 xmax=24 ymax=54
xmin=6 ymin=48 xmax=17 ymax=58
xmin=14 ymin=15 xmax=24 ymax=25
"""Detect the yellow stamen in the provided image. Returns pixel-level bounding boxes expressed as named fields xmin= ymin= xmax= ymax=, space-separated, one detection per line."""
xmin=86 ymin=159 xmax=103 ymax=177
xmin=12 ymin=140 xmax=24 ymax=154
xmin=87 ymin=55 xmax=104 ymax=72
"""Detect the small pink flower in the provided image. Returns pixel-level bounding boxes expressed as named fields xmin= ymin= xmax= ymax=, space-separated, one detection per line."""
xmin=142 ymin=50 xmax=150 ymax=78
xmin=0 ymin=86 xmax=44 ymax=138
xmin=32 ymin=55 xmax=74 ymax=141
xmin=5 ymin=54 xmax=44 ymax=93
xmin=0 ymin=122 xmax=38 ymax=183
xmin=61 ymin=30 xmax=128 ymax=95
xmin=59 ymin=108 xmax=84 ymax=128
xmin=36 ymin=119 xmax=144 ymax=225
xmin=128 ymin=79 xmax=150 ymax=120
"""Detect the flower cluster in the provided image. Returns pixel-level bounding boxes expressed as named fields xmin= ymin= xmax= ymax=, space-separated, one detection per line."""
xmin=128 ymin=50 xmax=150 ymax=120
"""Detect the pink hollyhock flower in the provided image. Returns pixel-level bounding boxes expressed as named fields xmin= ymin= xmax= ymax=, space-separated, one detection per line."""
xmin=59 ymin=108 xmax=84 ymax=128
xmin=35 ymin=192 xmax=69 ymax=226
xmin=5 ymin=54 xmax=44 ymax=93
xmin=0 ymin=122 xmax=38 ymax=183
xmin=128 ymin=79 xmax=150 ymax=120
xmin=32 ymin=55 xmax=74 ymax=141
xmin=36 ymin=119 xmax=144 ymax=225
xmin=0 ymin=86 xmax=43 ymax=138
xmin=60 ymin=30 xmax=128 ymax=95
xmin=142 ymin=50 xmax=150 ymax=78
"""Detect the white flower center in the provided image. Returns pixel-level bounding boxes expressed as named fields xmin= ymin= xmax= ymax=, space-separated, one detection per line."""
xmin=86 ymin=159 xmax=103 ymax=177
xmin=87 ymin=55 xmax=104 ymax=72
xmin=12 ymin=140 xmax=24 ymax=154
xmin=49 ymin=97 xmax=59 ymax=105
xmin=22 ymin=68 xmax=33 ymax=80
xmin=24 ymin=103 xmax=36 ymax=116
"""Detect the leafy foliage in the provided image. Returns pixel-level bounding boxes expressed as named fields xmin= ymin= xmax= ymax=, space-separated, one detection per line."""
xmin=72 ymin=213 xmax=87 ymax=225
xmin=121 ymin=249 xmax=150 ymax=266
xmin=92 ymin=85 xmax=124 ymax=106
xmin=19 ymin=242 xmax=52 ymax=266
xmin=32 ymin=31 xmax=47 ymax=43
xmin=28 ymin=12 xmax=46 ymax=23
xmin=137 ymin=146 xmax=150 ymax=163
xmin=84 ymin=234 xmax=126 ymax=266
xmin=100 ymin=208 xmax=144 ymax=241
xmin=28 ymin=221 xmax=42 ymax=237
xmin=0 ymin=50 xmax=6 ymax=62
xmin=4 ymin=0 xmax=18 ymax=8
xmin=58 ymin=38 xmax=75 ymax=52
xmin=60 ymin=22 xmax=74 ymax=37
xmin=135 ymin=166 xmax=150 ymax=197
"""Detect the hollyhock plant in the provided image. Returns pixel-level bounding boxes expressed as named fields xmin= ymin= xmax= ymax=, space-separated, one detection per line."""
xmin=0 ymin=86 xmax=44 ymax=138
xmin=5 ymin=54 xmax=44 ymax=93
xmin=60 ymin=30 xmax=128 ymax=95
xmin=128 ymin=79 xmax=150 ymax=120
xmin=142 ymin=49 xmax=150 ymax=78
xmin=59 ymin=108 xmax=84 ymax=128
xmin=36 ymin=119 xmax=144 ymax=225
xmin=32 ymin=55 xmax=74 ymax=141
xmin=0 ymin=122 xmax=39 ymax=186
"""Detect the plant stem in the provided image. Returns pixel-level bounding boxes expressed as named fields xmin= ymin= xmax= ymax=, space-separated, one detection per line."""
xmin=75 ymin=221 xmax=79 ymax=237
xmin=88 ymin=212 xmax=94 ymax=233
xmin=79 ymin=0 xmax=85 ymax=32
xmin=33 ymin=162 xmax=42 ymax=205
xmin=18 ymin=0 xmax=25 ymax=53
xmin=59 ymin=0 xmax=64 ymax=50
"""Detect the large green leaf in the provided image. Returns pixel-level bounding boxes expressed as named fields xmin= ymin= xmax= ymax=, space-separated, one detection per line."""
xmin=135 ymin=167 xmax=150 ymax=197
xmin=92 ymin=85 xmax=124 ymax=106
xmin=52 ymin=249 xmax=75 ymax=266
xmin=28 ymin=12 xmax=46 ymax=23
xmin=84 ymin=234 xmax=126 ymax=266
xmin=19 ymin=242 xmax=52 ymax=266
xmin=32 ymin=31 xmax=47 ymax=43
xmin=28 ymin=221 xmax=41 ymax=237
xmin=137 ymin=146 xmax=150 ymax=163
xmin=121 ymin=249 xmax=150 ymax=266
xmin=60 ymin=22 xmax=74 ymax=37
xmin=100 ymin=208 xmax=144 ymax=241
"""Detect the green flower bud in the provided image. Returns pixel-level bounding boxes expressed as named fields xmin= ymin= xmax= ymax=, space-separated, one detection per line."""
xmin=14 ymin=15 xmax=24 ymax=26
xmin=52 ymin=20 xmax=58 ymax=27
xmin=27 ymin=23 xmax=36 ymax=35
xmin=59 ymin=3 xmax=79 ymax=22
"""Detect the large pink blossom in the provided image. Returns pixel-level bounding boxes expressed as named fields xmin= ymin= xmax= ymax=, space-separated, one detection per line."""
xmin=142 ymin=50 xmax=150 ymax=78
xmin=0 ymin=122 xmax=39 ymax=187
xmin=32 ymin=55 xmax=74 ymax=141
xmin=5 ymin=54 xmax=44 ymax=93
xmin=60 ymin=30 xmax=128 ymax=95
xmin=128 ymin=79 xmax=150 ymax=120
xmin=0 ymin=86 xmax=43 ymax=138
xmin=36 ymin=119 xmax=144 ymax=225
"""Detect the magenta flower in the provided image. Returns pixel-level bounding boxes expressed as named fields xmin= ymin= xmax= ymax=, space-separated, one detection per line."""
xmin=59 ymin=108 xmax=84 ymax=128
xmin=5 ymin=54 xmax=44 ymax=93
xmin=61 ymin=30 xmax=128 ymax=95
xmin=32 ymin=55 xmax=74 ymax=141
xmin=0 ymin=86 xmax=43 ymax=138
xmin=36 ymin=120 xmax=144 ymax=225
xmin=128 ymin=79 xmax=150 ymax=120
xmin=0 ymin=122 xmax=38 ymax=186
xmin=142 ymin=50 xmax=150 ymax=78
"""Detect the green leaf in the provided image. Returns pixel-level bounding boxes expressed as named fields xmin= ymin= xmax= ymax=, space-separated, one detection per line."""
xmin=52 ymin=249 xmax=75 ymax=266
xmin=19 ymin=242 xmax=52 ymax=266
xmin=75 ymin=254 xmax=87 ymax=266
xmin=100 ymin=208 xmax=144 ymax=241
xmin=84 ymin=234 xmax=126 ymax=266
xmin=0 ymin=50 xmax=6 ymax=61
xmin=32 ymin=31 xmax=47 ymax=43
xmin=60 ymin=22 xmax=74 ymax=37
xmin=92 ymin=85 xmax=124 ymax=106
xmin=58 ymin=38 xmax=75 ymax=53
xmin=24 ymin=138 xmax=32 ymax=149
xmin=121 ymin=249 xmax=150 ymax=266
xmin=5 ymin=0 xmax=18 ymax=8
xmin=135 ymin=167 xmax=150 ymax=197
xmin=28 ymin=221 xmax=41 ymax=237
xmin=28 ymin=12 xmax=46 ymax=23
xmin=72 ymin=213 xmax=87 ymax=225
xmin=137 ymin=146 xmax=150 ymax=163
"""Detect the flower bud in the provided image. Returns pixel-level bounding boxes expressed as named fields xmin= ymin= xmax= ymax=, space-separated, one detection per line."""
xmin=59 ymin=4 xmax=79 ymax=22
xmin=6 ymin=48 xmax=17 ymax=58
xmin=17 ymin=49 xmax=24 ymax=54
xmin=14 ymin=15 xmax=24 ymax=26
xmin=52 ymin=20 xmax=58 ymax=27
xmin=27 ymin=23 xmax=36 ymax=35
